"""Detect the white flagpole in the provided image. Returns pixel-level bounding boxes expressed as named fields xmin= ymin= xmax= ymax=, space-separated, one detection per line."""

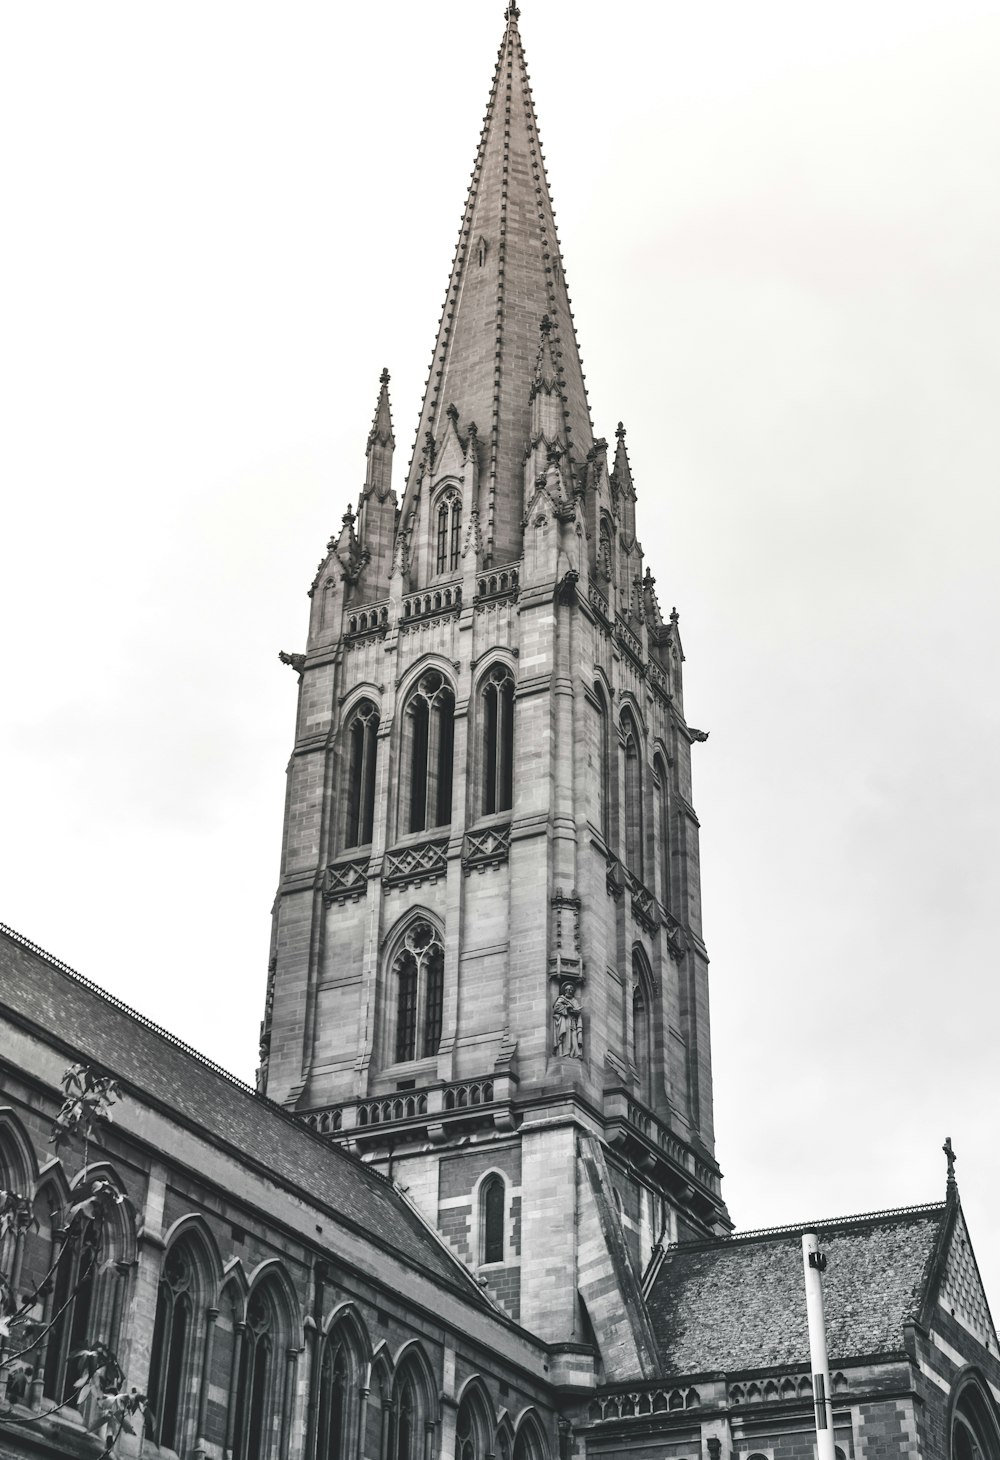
xmin=802 ymin=1232 xmax=836 ymax=1460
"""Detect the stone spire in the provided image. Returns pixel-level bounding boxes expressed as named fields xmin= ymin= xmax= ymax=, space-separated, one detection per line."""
xmin=399 ymin=3 xmax=594 ymax=568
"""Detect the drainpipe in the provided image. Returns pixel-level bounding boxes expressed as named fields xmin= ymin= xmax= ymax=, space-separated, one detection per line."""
xmin=801 ymin=1233 xmax=836 ymax=1460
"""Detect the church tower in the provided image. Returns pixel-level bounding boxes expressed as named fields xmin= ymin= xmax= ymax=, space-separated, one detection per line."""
xmin=261 ymin=3 xmax=728 ymax=1376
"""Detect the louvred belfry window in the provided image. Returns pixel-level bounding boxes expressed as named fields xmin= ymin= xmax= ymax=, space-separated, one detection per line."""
xmin=622 ymin=711 xmax=644 ymax=879
xmin=436 ymin=491 xmax=462 ymax=574
xmin=344 ymin=699 xmax=379 ymax=848
xmin=393 ymin=920 xmax=445 ymax=1063
xmin=481 ymin=663 xmax=515 ymax=815
xmin=402 ymin=671 xmax=455 ymax=834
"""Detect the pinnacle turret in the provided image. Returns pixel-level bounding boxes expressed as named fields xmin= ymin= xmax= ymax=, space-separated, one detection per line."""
xmin=364 ymin=368 xmax=395 ymax=501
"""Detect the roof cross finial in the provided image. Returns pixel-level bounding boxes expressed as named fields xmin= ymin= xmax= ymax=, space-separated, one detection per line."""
xmin=943 ymin=1136 xmax=958 ymax=1196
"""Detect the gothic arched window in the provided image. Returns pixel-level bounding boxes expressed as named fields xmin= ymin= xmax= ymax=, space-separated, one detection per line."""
xmin=455 ymin=1398 xmax=478 ymax=1460
xmin=952 ymin=1375 xmax=1000 ymax=1460
xmin=479 ymin=1174 xmax=505 ymax=1265
xmin=402 ymin=671 xmax=455 ymax=834
xmin=317 ymin=1336 xmax=349 ymax=1460
xmin=232 ymin=1281 xmax=288 ymax=1460
xmin=392 ymin=920 xmax=445 ymax=1064
xmin=391 ymin=1360 xmax=433 ymax=1460
xmin=622 ymin=711 xmax=643 ymax=879
xmin=480 ymin=663 xmax=515 ymax=816
xmin=436 ymin=491 xmax=462 ymax=574
xmin=344 ymin=699 xmax=380 ymax=848
xmin=653 ymin=753 xmax=670 ymax=910
xmin=632 ymin=946 xmax=654 ymax=1107
xmin=147 ymin=1241 xmax=197 ymax=1450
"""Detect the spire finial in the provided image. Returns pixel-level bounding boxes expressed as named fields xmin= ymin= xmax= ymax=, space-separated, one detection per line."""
xmin=380 ymin=367 xmax=390 ymax=386
xmin=505 ymin=2 xmax=520 ymax=25
xmin=616 ymin=421 xmax=626 ymax=441
xmin=943 ymin=1136 xmax=958 ymax=1196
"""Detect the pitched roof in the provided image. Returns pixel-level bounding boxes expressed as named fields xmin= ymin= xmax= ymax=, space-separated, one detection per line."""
xmin=400 ymin=3 xmax=594 ymax=566
xmin=0 ymin=924 xmax=488 ymax=1303
xmin=646 ymin=1205 xmax=948 ymax=1375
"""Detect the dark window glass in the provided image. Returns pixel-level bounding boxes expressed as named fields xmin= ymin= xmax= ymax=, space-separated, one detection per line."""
xmin=404 ymin=673 xmax=454 ymax=835
xmin=345 ymin=701 xmax=379 ymax=847
xmin=396 ymin=953 xmax=418 ymax=1062
xmin=391 ymin=922 xmax=445 ymax=1064
xmin=318 ymin=1341 xmax=348 ymax=1460
xmin=396 ymin=1373 xmax=415 ymax=1460
xmin=481 ymin=665 xmax=514 ymax=815
xmin=482 ymin=1176 xmax=505 ymax=1264
xmin=623 ymin=717 xmax=643 ymax=879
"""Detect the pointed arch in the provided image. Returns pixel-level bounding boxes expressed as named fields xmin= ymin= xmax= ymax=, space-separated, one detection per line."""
xmin=391 ymin=1341 xmax=438 ymax=1460
xmin=342 ymin=695 xmax=381 ymax=850
xmin=317 ymin=1304 xmax=371 ymax=1460
xmin=382 ymin=910 xmax=446 ymax=1067
xmin=475 ymin=657 xmax=516 ymax=817
xmin=513 ymin=1408 xmax=550 ymax=1460
xmin=455 ymin=1376 xmax=495 ymax=1460
xmin=161 ymin=1212 xmax=224 ymax=1296
xmin=495 ymin=1410 xmax=516 ymax=1460
xmin=588 ymin=680 xmax=611 ymax=840
xmin=474 ymin=1168 xmax=508 ymax=1267
xmin=0 ymin=1107 xmax=38 ymax=1194
xmin=620 ymin=707 xmax=644 ymax=880
xmin=148 ymin=1219 xmax=220 ymax=1451
xmin=652 ymin=750 xmax=671 ymax=911
xmin=398 ymin=664 xmax=457 ymax=835
xmin=949 ymin=1367 xmax=1000 ymax=1460
xmin=229 ymin=1264 xmax=301 ymax=1460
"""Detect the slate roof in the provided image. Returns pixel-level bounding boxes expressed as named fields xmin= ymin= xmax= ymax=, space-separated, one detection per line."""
xmin=0 ymin=925 xmax=488 ymax=1302
xmin=646 ymin=1204 xmax=948 ymax=1375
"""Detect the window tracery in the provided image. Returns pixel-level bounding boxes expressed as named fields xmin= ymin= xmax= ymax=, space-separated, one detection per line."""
xmin=480 ymin=663 xmax=515 ymax=816
xmin=317 ymin=1335 xmax=350 ymax=1460
xmin=232 ymin=1282 xmax=286 ymax=1460
xmin=401 ymin=671 xmax=455 ymax=835
xmin=392 ymin=921 xmax=445 ymax=1064
xmin=147 ymin=1241 xmax=196 ymax=1449
xmin=479 ymin=1174 xmax=505 ymax=1265
xmin=345 ymin=699 xmax=380 ymax=848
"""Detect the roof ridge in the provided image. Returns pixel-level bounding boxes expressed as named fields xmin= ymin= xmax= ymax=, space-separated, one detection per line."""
xmin=0 ymin=919 xmax=396 ymax=1188
xmin=669 ymin=1199 xmax=948 ymax=1251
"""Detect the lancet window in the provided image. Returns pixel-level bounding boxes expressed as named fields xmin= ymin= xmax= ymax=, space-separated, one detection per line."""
xmin=232 ymin=1282 xmax=287 ymax=1460
xmin=479 ymin=1174 xmax=505 ymax=1265
xmin=392 ymin=920 xmax=445 ymax=1064
xmin=344 ymin=699 xmax=380 ymax=848
xmin=480 ymin=663 xmax=515 ymax=816
xmin=436 ymin=491 xmax=462 ymax=575
xmin=630 ymin=946 xmax=654 ymax=1103
xmin=654 ymin=753 xmax=670 ymax=909
xmin=147 ymin=1241 xmax=197 ymax=1449
xmin=401 ymin=671 xmax=455 ymax=834
xmin=622 ymin=711 xmax=644 ymax=879
xmin=316 ymin=1334 xmax=350 ymax=1460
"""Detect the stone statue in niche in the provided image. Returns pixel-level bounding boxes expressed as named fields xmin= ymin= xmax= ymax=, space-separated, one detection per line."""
xmin=552 ymin=981 xmax=583 ymax=1059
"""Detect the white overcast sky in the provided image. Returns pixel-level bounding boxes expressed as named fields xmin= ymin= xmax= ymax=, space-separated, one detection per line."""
xmin=3 ymin=0 xmax=1000 ymax=1304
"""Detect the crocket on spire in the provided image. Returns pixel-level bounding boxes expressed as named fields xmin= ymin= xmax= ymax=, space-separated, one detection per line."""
xmin=399 ymin=3 xmax=594 ymax=568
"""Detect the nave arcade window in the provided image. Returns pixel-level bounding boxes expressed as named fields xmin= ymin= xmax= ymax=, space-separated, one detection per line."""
xmin=480 ymin=663 xmax=515 ymax=816
xmin=402 ymin=671 xmax=455 ymax=834
xmin=147 ymin=1241 xmax=196 ymax=1450
xmin=393 ymin=920 xmax=445 ymax=1063
xmin=344 ymin=699 xmax=380 ymax=848
xmin=317 ymin=1335 xmax=349 ymax=1460
xmin=232 ymin=1283 xmax=284 ymax=1460
xmin=437 ymin=491 xmax=462 ymax=575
